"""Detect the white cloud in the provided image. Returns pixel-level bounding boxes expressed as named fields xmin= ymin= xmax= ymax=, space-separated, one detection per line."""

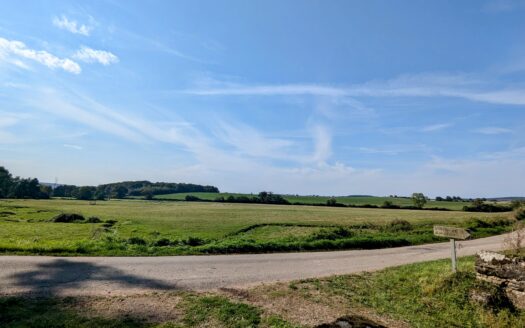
xmin=74 ymin=46 xmax=119 ymax=65
xmin=0 ymin=37 xmax=81 ymax=74
xmin=214 ymin=121 xmax=296 ymax=161
xmin=52 ymin=15 xmax=92 ymax=36
xmin=472 ymin=127 xmax=513 ymax=135
xmin=184 ymin=84 xmax=346 ymax=97
xmin=421 ymin=123 xmax=453 ymax=132
xmin=311 ymin=125 xmax=332 ymax=164
xmin=63 ymin=144 xmax=83 ymax=150
xmin=180 ymin=72 xmax=525 ymax=106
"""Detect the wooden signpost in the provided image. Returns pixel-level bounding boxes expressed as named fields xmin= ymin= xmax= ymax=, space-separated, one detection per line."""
xmin=433 ymin=225 xmax=470 ymax=272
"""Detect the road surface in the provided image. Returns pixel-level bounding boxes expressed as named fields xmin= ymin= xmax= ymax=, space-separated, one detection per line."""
xmin=0 ymin=233 xmax=508 ymax=296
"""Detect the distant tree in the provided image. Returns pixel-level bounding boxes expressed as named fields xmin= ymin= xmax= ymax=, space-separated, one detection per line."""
xmin=112 ymin=186 xmax=128 ymax=199
xmin=435 ymin=196 xmax=443 ymax=201
xmin=326 ymin=197 xmax=338 ymax=206
xmin=76 ymin=186 xmax=95 ymax=200
xmin=39 ymin=185 xmax=52 ymax=198
xmin=0 ymin=166 xmax=13 ymax=198
xmin=472 ymin=198 xmax=485 ymax=207
xmin=381 ymin=200 xmax=393 ymax=208
xmin=258 ymin=191 xmax=269 ymax=203
xmin=8 ymin=178 xmax=41 ymax=199
xmin=411 ymin=193 xmax=427 ymax=209
xmin=94 ymin=186 xmax=108 ymax=200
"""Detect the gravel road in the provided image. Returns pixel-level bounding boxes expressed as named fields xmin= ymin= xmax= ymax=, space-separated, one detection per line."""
xmin=0 ymin=233 xmax=508 ymax=296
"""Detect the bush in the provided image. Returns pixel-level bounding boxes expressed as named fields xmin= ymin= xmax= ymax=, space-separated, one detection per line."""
xmin=52 ymin=213 xmax=85 ymax=223
xmin=102 ymin=219 xmax=117 ymax=227
xmin=185 ymin=195 xmax=201 ymax=201
xmin=467 ymin=218 xmax=514 ymax=230
xmin=381 ymin=201 xmax=400 ymax=209
xmin=86 ymin=216 xmax=102 ymax=223
xmin=184 ymin=236 xmax=206 ymax=246
xmin=152 ymin=238 xmax=172 ymax=247
xmin=127 ymin=237 xmax=147 ymax=245
xmin=510 ymin=200 xmax=525 ymax=210
xmin=463 ymin=203 xmax=512 ymax=213
xmin=310 ymin=227 xmax=354 ymax=240
xmin=516 ymin=208 xmax=525 ymax=221
xmin=386 ymin=219 xmax=413 ymax=232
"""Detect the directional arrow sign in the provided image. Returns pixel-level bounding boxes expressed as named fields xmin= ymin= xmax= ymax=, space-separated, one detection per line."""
xmin=433 ymin=225 xmax=470 ymax=240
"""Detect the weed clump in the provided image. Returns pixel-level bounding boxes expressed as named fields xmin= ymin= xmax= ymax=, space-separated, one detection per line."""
xmin=127 ymin=237 xmax=147 ymax=245
xmin=515 ymin=208 xmax=525 ymax=221
xmin=184 ymin=236 xmax=205 ymax=246
xmin=86 ymin=216 xmax=102 ymax=223
xmin=310 ymin=227 xmax=353 ymax=241
xmin=152 ymin=238 xmax=172 ymax=247
xmin=385 ymin=219 xmax=413 ymax=232
xmin=52 ymin=213 xmax=85 ymax=223
xmin=102 ymin=219 xmax=117 ymax=227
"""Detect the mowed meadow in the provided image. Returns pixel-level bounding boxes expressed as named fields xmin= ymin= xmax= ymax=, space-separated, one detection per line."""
xmin=0 ymin=198 xmax=514 ymax=256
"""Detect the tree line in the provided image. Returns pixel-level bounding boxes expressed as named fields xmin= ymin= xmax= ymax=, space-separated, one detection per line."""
xmin=0 ymin=167 xmax=50 ymax=199
xmin=0 ymin=166 xmax=219 ymax=200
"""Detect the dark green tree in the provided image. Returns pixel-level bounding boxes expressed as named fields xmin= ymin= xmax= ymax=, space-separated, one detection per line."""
xmin=0 ymin=166 xmax=13 ymax=198
xmin=76 ymin=186 xmax=95 ymax=200
xmin=411 ymin=192 xmax=427 ymax=209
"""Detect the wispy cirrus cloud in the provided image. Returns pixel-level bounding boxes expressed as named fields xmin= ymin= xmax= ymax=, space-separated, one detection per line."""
xmin=52 ymin=15 xmax=93 ymax=36
xmin=0 ymin=37 xmax=81 ymax=74
xmin=179 ymin=72 xmax=525 ymax=106
xmin=74 ymin=46 xmax=118 ymax=65
xmin=63 ymin=144 xmax=83 ymax=150
xmin=421 ymin=123 xmax=453 ymax=132
xmin=472 ymin=127 xmax=513 ymax=135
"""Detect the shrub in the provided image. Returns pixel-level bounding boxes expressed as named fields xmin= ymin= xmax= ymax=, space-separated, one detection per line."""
xmin=463 ymin=203 xmax=512 ymax=213
xmin=102 ymin=219 xmax=117 ymax=227
xmin=52 ymin=213 xmax=85 ymax=223
xmin=152 ymin=238 xmax=172 ymax=247
xmin=184 ymin=236 xmax=206 ymax=246
xmin=467 ymin=218 xmax=515 ymax=229
xmin=381 ymin=200 xmax=400 ymax=209
xmin=127 ymin=237 xmax=147 ymax=245
xmin=185 ymin=195 xmax=201 ymax=201
xmin=86 ymin=216 xmax=102 ymax=223
xmin=516 ymin=208 xmax=525 ymax=221
xmin=510 ymin=200 xmax=525 ymax=210
xmin=386 ymin=219 xmax=413 ymax=232
xmin=310 ymin=227 xmax=354 ymax=240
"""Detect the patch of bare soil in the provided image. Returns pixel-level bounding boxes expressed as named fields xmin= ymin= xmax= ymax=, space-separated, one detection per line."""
xmin=64 ymin=292 xmax=184 ymax=324
xmin=218 ymin=283 xmax=409 ymax=328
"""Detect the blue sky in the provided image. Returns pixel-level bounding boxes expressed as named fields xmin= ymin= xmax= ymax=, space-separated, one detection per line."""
xmin=1 ymin=0 xmax=524 ymax=197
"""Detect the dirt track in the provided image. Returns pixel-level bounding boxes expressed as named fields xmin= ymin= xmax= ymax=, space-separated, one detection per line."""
xmin=0 ymin=233 xmax=508 ymax=296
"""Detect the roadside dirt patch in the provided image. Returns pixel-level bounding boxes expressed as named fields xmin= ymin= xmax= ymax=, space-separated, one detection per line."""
xmin=220 ymin=282 xmax=409 ymax=328
xmin=316 ymin=315 xmax=386 ymax=328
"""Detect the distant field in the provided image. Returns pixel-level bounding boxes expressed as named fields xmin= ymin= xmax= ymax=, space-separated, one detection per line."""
xmin=0 ymin=198 xmax=513 ymax=256
xmin=155 ymin=192 xmax=472 ymax=210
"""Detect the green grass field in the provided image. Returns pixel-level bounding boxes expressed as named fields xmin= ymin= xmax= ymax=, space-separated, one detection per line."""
xmin=155 ymin=192 xmax=472 ymax=210
xmin=0 ymin=198 xmax=513 ymax=256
